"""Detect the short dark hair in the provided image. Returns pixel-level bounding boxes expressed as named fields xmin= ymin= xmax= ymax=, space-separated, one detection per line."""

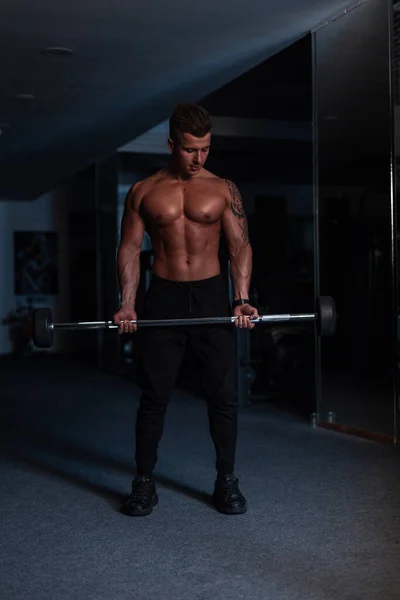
xmin=169 ymin=103 xmax=212 ymax=142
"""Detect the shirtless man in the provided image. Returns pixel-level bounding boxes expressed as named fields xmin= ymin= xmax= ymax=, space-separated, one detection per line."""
xmin=114 ymin=103 xmax=258 ymax=516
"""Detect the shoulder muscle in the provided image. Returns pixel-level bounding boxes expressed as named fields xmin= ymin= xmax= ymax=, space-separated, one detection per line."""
xmin=124 ymin=180 xmax=145 ymax=214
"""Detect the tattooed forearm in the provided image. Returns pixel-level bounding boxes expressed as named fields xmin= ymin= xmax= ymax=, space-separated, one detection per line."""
xmin=226 ymin=180 xmax=249 ymax=246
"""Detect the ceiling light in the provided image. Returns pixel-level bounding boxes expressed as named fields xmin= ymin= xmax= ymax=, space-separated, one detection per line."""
xmin=42 ymin=47 xmax=73 ymax=57
xmin=14 ymin=93 xmax=35 ymax=101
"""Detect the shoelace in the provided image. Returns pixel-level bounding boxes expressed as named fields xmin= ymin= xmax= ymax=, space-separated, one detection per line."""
xmin=131 ymin=479 xmax=153 ymax=502
xmin=223 ymin=480 xmax=242 ymax=503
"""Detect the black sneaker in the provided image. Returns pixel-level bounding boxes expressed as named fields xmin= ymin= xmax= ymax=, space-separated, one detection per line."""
xmin=121 ymin=475 xmax=158 ymax=517
xmin=212 ymin=474 xmax=247 ymax=515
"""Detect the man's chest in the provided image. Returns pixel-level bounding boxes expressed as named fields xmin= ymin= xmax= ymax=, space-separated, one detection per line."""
xmin=142 ymin=183 xmax=226 ymax=225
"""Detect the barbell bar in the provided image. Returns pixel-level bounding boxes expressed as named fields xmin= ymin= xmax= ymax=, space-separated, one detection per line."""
xmin=32 ymin=296 xmax=336 ymax=349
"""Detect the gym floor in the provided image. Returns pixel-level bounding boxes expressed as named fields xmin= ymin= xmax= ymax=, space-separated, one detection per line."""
xmin=1 ymin=354 xmax=399 ymax=600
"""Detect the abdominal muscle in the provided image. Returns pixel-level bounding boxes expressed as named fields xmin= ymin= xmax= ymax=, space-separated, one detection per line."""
xmin=149 ymin=218 xmax=221 ymax=281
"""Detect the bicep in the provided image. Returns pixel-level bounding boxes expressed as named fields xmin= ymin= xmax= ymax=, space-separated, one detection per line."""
xmin=119 ymin=186 xmax=145 ymax=251
xmin=222 ymin=180 xmax=249 ymax=248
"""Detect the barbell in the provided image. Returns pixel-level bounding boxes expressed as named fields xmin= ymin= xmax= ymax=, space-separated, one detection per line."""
xmin=31 ymin=296 xmax=336 ymax=349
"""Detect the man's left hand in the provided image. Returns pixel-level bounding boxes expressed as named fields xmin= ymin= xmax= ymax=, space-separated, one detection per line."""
xmin=233 ymin=303 xmax=259 ymax=329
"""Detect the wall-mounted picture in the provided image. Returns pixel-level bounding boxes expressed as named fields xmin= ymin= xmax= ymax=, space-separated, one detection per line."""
xmin=14 ymin=231 xmax=58 ymax=295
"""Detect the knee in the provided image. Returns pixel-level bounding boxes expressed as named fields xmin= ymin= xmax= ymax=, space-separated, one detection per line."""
xmin=207 ymin=394 xmax=237 ymax=414
xmin=139 ymin=392 xmax=169 ymax=413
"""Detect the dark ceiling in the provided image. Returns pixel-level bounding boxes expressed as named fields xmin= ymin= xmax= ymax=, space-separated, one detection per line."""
xmin=0 ymin=0 xmax=356 ymax=200
xmin=202 ymin=35 xmax=313 ymax=121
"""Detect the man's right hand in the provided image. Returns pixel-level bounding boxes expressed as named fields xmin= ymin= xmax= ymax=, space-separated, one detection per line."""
xmin=113 ymin=307 xmax=138 ymax=334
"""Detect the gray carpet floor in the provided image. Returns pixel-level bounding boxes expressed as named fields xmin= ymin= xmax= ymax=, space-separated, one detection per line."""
xmin=1 ymin=355 xmax=399 ymax=600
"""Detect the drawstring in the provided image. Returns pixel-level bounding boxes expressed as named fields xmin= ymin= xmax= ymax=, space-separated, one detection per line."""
xmin=187 ymin=282 xmax=202 ymax=316
xmin=155 ymin=275 xmax=209 ymax=317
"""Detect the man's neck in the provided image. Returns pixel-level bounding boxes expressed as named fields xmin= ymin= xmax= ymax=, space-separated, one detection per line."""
xmin=167 ymin=160 xmax=198 ymax=182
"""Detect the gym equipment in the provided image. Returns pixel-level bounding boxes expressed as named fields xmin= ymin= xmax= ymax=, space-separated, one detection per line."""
xmin=32 ymin=296 xmax=336 ymax=349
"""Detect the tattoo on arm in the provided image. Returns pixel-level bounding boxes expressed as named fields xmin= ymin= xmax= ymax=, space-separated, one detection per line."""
xmin=226 ymin=180 xmax=249 ymax=246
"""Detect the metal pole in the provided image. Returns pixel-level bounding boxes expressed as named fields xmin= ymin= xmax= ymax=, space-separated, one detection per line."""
xmin=52 ymin=313 xmax=317 ymax=331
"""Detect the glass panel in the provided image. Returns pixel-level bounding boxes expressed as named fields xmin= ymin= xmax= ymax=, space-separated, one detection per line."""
xmin=201 ymin=36 xmax=316 ymax=417
xmin=393 ymin=0 xmax=400 ymax=439
xmin=314 ymin=0 xmax=397 ymax=439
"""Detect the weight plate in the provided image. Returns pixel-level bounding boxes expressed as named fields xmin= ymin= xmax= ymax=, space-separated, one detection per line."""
xmin=32 ymin=308 xmax=54 ymax=348
xmin=316 ymin=296 xmax=337 ymax=336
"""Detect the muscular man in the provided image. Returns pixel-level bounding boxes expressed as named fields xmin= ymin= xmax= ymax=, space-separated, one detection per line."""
xmin=114 ymin=103 xmax=258 ymax=517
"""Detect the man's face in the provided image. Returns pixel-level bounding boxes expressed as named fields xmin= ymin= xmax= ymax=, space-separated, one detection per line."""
xmin=168 ymin=132 xmax=211 ymax=177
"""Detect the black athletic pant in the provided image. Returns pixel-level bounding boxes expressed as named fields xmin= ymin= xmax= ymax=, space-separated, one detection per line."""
xmin=135 ymin=273 xmax=237 ymax=477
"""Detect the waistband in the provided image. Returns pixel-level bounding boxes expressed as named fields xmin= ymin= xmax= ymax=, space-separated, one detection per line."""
xmin=151 ymin=272 xmax=222 ymax=288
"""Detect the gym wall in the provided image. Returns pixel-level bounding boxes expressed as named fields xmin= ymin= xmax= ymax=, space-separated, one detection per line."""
xmin=0 ymin=190 xmax=69 ymax=356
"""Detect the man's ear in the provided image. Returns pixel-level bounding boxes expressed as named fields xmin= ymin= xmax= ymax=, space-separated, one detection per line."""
xmin=168 ymin=137 xmax=174 ymax=152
